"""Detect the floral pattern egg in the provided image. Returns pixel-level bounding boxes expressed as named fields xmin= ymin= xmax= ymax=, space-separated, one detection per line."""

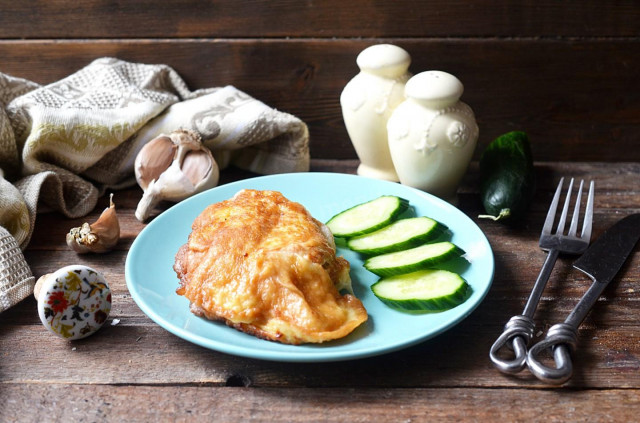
xmin=35 ymin=265 xmax=111 ymax=340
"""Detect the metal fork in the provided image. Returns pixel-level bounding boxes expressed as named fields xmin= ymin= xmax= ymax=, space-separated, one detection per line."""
xmin=490 ymin=178 xmax=595 ymax=374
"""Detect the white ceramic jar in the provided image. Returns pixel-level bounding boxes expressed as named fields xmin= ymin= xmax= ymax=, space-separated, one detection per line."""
xmin=340 ymin=44 xmax=412 ymax=181
xmin=387 ymin=71 xmax=479 ymax=202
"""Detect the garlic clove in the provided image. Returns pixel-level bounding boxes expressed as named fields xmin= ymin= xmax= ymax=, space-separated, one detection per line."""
xmin=135 ymin=135 xmax=176 ymax=190
xmin=134 ymin=129 xmax=220 ymax=222
xmin=182 ymin=149 xmax=214 ymax=187
xmin=66 ymin=193 xmax=120 ymax=253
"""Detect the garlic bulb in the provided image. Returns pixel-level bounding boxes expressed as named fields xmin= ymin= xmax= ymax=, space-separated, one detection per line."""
xmin=66 ymin=193 xmax=120 ymax=253
xmin=134 ymin=129 xmax=219 ymax=222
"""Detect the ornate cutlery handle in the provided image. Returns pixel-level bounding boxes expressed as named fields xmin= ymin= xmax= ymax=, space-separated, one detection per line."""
xmin=490 ymin=249 xmax=558 ymax=374
xmin=489 ymin=315 xmax=536 ymax=373
xmin=526 ymin=323 xmax=578 ymax=384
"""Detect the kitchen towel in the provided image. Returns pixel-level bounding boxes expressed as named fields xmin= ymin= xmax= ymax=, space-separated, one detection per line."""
xmin=0 ymin=57 xmax=309 ymax=312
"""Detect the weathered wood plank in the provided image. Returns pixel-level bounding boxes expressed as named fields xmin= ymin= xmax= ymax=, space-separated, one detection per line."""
xmin=1 ymin=385 xmax=639 ymax=423
xmin=1 ymin=1 xmax=638 ymax=38
xmin=1 ymin=161 xmax=639 ymax=396
xmin=2 ymin=302 xmax=639 ymax=388
xmin=20 ymin=161 xmax=640 ymax=252
xmin=0 ymin=40 xmax=638 ymax=161
xmin=16 ymin=243 xmax=640 ymax=307
xmin=5 ymin=262 xmax=639 ymax=329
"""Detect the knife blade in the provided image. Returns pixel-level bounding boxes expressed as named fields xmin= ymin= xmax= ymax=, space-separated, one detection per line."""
xmin=565 ymin=213 xmax=640 ymax=328
xmin=573 ymin=213 xmax=640 ymax=284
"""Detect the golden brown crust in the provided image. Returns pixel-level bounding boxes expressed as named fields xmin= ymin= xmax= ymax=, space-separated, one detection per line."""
xmin=173 ymin=243 xmax=189 ymax=295
xmin=174 ymin=189 xmax=367 ymax=344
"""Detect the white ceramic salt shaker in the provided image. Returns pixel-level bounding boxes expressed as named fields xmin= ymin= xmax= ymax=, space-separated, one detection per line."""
xmin=387 ymin=71 xmax=479 ymax=203
xmin=340 ymin=44 xmax=412 ymax=181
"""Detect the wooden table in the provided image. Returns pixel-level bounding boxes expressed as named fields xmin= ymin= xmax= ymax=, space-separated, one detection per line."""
xmin=2 ymin=159 xmax=639 ymax=422
xmin=2 ymin=1 xmax=640 ymax=421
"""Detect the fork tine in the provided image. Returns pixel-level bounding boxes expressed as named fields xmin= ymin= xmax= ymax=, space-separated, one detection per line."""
xmin=568 ymin=180 xmax=584 ymax=237
xmin=555 ymin=178 xmax=575 ymax=234
xmin=542 ymin=177 xmax=564 ymax=235
xmin=581 ymin=181 xmax=595 ymax=240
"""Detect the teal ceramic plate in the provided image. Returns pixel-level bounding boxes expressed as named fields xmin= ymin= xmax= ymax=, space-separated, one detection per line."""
xmin=125 ymin=173 xmax=494 ymax=362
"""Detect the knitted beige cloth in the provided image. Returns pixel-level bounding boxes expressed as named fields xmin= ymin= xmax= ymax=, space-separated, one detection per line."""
xmin=0 ymin=58 xmax=309 ymax=312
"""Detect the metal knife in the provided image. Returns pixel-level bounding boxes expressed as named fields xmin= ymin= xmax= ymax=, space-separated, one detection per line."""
xmin=526 ymin=213 xmax=640 ymax=384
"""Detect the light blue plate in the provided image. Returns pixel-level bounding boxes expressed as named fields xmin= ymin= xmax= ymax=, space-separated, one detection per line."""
xmin=125 ymin=173 xmax=494 ymax=362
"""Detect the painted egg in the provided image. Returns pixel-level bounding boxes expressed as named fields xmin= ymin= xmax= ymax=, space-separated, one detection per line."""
xmin=36 ymin=265 xmax=111 ymax=340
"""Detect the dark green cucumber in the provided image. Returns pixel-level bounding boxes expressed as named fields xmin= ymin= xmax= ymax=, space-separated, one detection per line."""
xmin=347 ymin=217 xmax=447 ymax=255
xmin=478 ymin=131 xmax=535 ymax=221
xmin=364 ymin=241 xmax=465 ymax=277
xmin=326 ymin=195 xmax=409 ymax=238
xmin=371 ymin=269 xmax=470 ymax=312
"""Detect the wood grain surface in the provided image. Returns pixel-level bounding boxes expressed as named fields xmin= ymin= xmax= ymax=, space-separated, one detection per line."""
xmin=1 ymin=0 xmax=639 ymax=38
xmin=2 ymin=161 xmax=640 ymax=422
xmin=3 ymin=385 xmax=640 ymax=422
xmin=0 ymin=2 xmax=638 ymax=162
xmin=1 ymin=2 xmax=639 ymax=421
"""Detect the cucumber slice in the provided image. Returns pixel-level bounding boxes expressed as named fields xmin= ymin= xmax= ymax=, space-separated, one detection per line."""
xmin=364 ymin=241 xmax=464 ymax=277
xmin=347 ymin=217 xmax=447 ymax=255
xmin=326 ymin=196 xmax=409 ymax=238
xmin=372 ymin=269 xmax=470 ymax=311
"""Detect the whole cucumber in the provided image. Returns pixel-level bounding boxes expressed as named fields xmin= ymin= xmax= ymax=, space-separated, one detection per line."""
xmin=478 ymin=131 xmax=535 ymax=221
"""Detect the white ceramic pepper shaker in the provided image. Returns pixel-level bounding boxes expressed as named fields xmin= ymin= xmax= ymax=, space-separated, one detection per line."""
xmin=340 ymin=44 xmax=412 ymax=181
xmin=387 ymin=71 xmax=479 ymax=203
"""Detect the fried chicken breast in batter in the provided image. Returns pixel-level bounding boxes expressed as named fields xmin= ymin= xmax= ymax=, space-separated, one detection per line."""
xmin=174 ymin=189 xmax=367 ymax=344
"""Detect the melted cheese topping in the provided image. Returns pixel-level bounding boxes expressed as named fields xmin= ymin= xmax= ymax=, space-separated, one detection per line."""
xmin=175 ymin=189 xmax=367 ymax=344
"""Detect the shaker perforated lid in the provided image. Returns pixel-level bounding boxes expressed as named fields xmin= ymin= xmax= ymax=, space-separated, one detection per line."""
xmin=405 ymin=71 xmax=464 ymax=106
xmin=356 ymin=44 xmax=411 ymax=77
